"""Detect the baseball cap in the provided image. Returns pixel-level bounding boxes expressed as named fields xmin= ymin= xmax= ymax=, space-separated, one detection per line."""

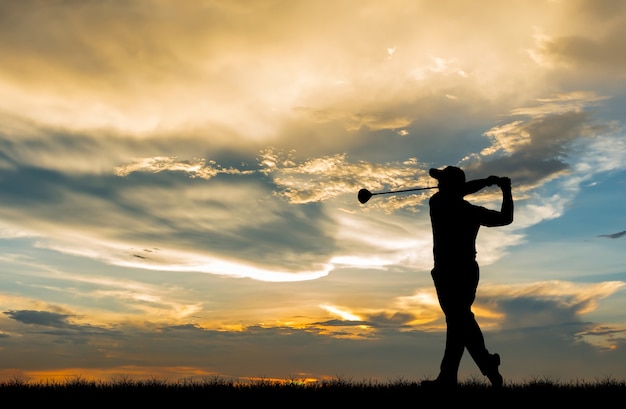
xmin=429 ymin=166 xmax=466 ymax=186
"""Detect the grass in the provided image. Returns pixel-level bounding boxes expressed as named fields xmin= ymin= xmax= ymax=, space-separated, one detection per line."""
xmin=2 ymin=375 xmax=625 ymax=406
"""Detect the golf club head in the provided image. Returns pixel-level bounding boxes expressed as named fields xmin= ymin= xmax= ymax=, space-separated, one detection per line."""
xmin=358 ymin=188 xmax=373 ymax=204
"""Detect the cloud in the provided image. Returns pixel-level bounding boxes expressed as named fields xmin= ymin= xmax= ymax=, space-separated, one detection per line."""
xmin=0 ymin=0 xmax=559 ymax=142
xmin=112 ymin=149 xmax=436 ymax=211
xmin=297 ymin=280 xmax=626 ymax=337
xmin=2 ymin=277 xmax=625 ymax=383
xmin=476 ymin=92 xmax=609 ymax=172
xmin=0 ymin=0 xmax=624 ymax=353
xmin=479 ymin=280 xmax=626 ymax=329
xmin=455 ymin=89 xmax=626 ymax=239
xmin=3 ymin=309 xmax=115 ymax=342
xmin=114 ymin=157 xmax=255 ymax=179
xmin=528 ymin=0 xmax=626 ymax=94
xmin=259 ymin=149 xmax=433 ymax=206
xmin=0 ymin=144 xmax=341 ymax=279
xmin=599 ymin=231 xmax=626 ymax=239
xmin=4 ymin=310 xmax=72 ymax=327
xmin=539 ymin=23 xmax=626 ymax=74
xmin=311 ymin=279 xmax=626 ymax=336
xmin=489 ymin=117 xmax=600 ymax=168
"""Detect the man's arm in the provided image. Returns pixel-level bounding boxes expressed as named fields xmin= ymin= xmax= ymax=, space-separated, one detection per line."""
xmin=498 ymin=177 xmax=514 ymax=225
xmin=463 ymin=175 xmax=500 ymax=196
xmin=475 ymin=177 xmax=514 ymax=227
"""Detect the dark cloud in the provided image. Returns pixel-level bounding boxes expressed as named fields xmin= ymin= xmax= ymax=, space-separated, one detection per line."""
xmin=544 ymin=28 xmax=626 ymax=73
xmin=479 ymin=280 xmax=624 ymax=332
xmin=497 ymin=298 xmax=583 ymax=330
xmin=365 ymin=312 xmax=417 ymax=328
xmin=4 ymin=310 xmax=72 ymax=327
xmin=469 ymin=154 xmax=568 ymax=189
xmin=598 ymin=231 xmax=626 ymax=239
xmin=160 ymin=324 xmax=205 ymax=332
xmin=571 ymin=0 xmax=626 ymax=20
xmin=310 ymin=319 xmax=377 ymax=328
xmin=4 ymin=310 xmax=114 ymax=337
xmin=540 ymin=2 xmax=626 ymax=88
xmin=580 ymin=325 xmax=626 ymax=338
xmin=460 ymin=93 xmax=620 ymax=195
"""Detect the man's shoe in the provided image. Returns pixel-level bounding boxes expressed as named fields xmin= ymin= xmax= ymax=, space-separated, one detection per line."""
xmin=485 ymin=353 xmax=503 ymax=388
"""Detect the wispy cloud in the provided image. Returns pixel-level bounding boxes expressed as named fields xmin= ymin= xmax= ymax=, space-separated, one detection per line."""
xmin=114 ymin=157 xmax=255 ymax=179
xmin=259 ymin=150 xmax=433 ymax=205
xmin=112 ymin=149 xmax=435 ymax=209
xmin=599 ymin=230 xmax=626 ymax=239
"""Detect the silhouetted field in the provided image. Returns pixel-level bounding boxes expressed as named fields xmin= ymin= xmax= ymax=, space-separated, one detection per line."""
xmin=3 ymin=376 xmax=625 ymax=406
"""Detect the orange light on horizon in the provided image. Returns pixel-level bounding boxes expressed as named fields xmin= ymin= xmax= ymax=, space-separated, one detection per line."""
xmin=1 ymin=366 xmax=222 ymax=384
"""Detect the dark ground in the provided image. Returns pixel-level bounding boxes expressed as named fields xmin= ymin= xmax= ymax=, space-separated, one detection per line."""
xmin=3 ymin=377 xmax=625 ymax=406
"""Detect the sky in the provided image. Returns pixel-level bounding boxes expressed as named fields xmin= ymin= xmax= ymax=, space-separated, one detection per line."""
xmin=0 ymin=0 xmax=625 ymax=385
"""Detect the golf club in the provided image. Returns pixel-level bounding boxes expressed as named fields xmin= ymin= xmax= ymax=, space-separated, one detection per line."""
xmin=358 ymin=186 xmax=438 ymax=204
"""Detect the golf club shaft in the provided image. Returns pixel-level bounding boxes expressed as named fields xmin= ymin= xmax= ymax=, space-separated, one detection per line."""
xmin=372 ymin=186 xmax=437 ymax=196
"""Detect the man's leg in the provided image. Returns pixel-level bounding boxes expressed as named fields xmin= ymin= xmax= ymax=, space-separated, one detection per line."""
xmin=429 ymin=270 xmax=472 ymax=385
xmin=437 ymin=312 xmax=466 ymax=383
xmin=463 ymin=312 xmax=503 ymax=387
xmin=460 ymin=263 xmax=503 ymax=387
xmin=429 ymin=264 xmax=503 ymax=387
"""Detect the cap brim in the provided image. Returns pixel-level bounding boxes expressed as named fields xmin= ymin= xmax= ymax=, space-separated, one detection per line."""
xmin=429 ymin=168 xmax=443 ymax=180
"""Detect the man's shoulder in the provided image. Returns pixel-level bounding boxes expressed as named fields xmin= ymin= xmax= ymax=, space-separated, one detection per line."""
xmin=462 ymin=199 xmax=484 ymax=209
xmin=430 ymin=193 xmax=470 ymax=204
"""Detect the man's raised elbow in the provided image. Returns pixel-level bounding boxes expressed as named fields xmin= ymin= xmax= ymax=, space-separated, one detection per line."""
xmin=490 ymin=214 xmax=513 ymax=227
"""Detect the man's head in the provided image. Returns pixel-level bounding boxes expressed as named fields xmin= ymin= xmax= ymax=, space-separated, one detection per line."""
xmin=429 ymin=166 xmax=466 ymax=194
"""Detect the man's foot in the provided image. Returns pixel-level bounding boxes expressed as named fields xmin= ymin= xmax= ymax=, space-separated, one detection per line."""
xmin=485 ymin=353 xmax=503 ymax=388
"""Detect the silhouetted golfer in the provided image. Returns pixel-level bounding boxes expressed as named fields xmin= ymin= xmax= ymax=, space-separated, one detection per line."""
xmin=422 ymin=166 xmax=513 ymax=388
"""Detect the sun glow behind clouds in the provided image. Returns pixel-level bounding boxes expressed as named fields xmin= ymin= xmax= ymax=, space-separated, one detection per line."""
xmin=118 ymin=252 xmax=333 ymax=283
xmin=39 ymin=233 xmax=333 ymax=283
xmin=329 ymin=255 xmax=390 ymax=268
xmin=320 ymin=304 xmax=362 ymax=321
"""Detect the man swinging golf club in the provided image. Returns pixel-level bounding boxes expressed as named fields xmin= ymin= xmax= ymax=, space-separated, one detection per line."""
xmin=422 ymin=166 xmax=513 ymax=388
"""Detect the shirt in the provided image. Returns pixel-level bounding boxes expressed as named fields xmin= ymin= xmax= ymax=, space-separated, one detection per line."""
xmin=429 ymin=191 xmax=504 ymax=270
